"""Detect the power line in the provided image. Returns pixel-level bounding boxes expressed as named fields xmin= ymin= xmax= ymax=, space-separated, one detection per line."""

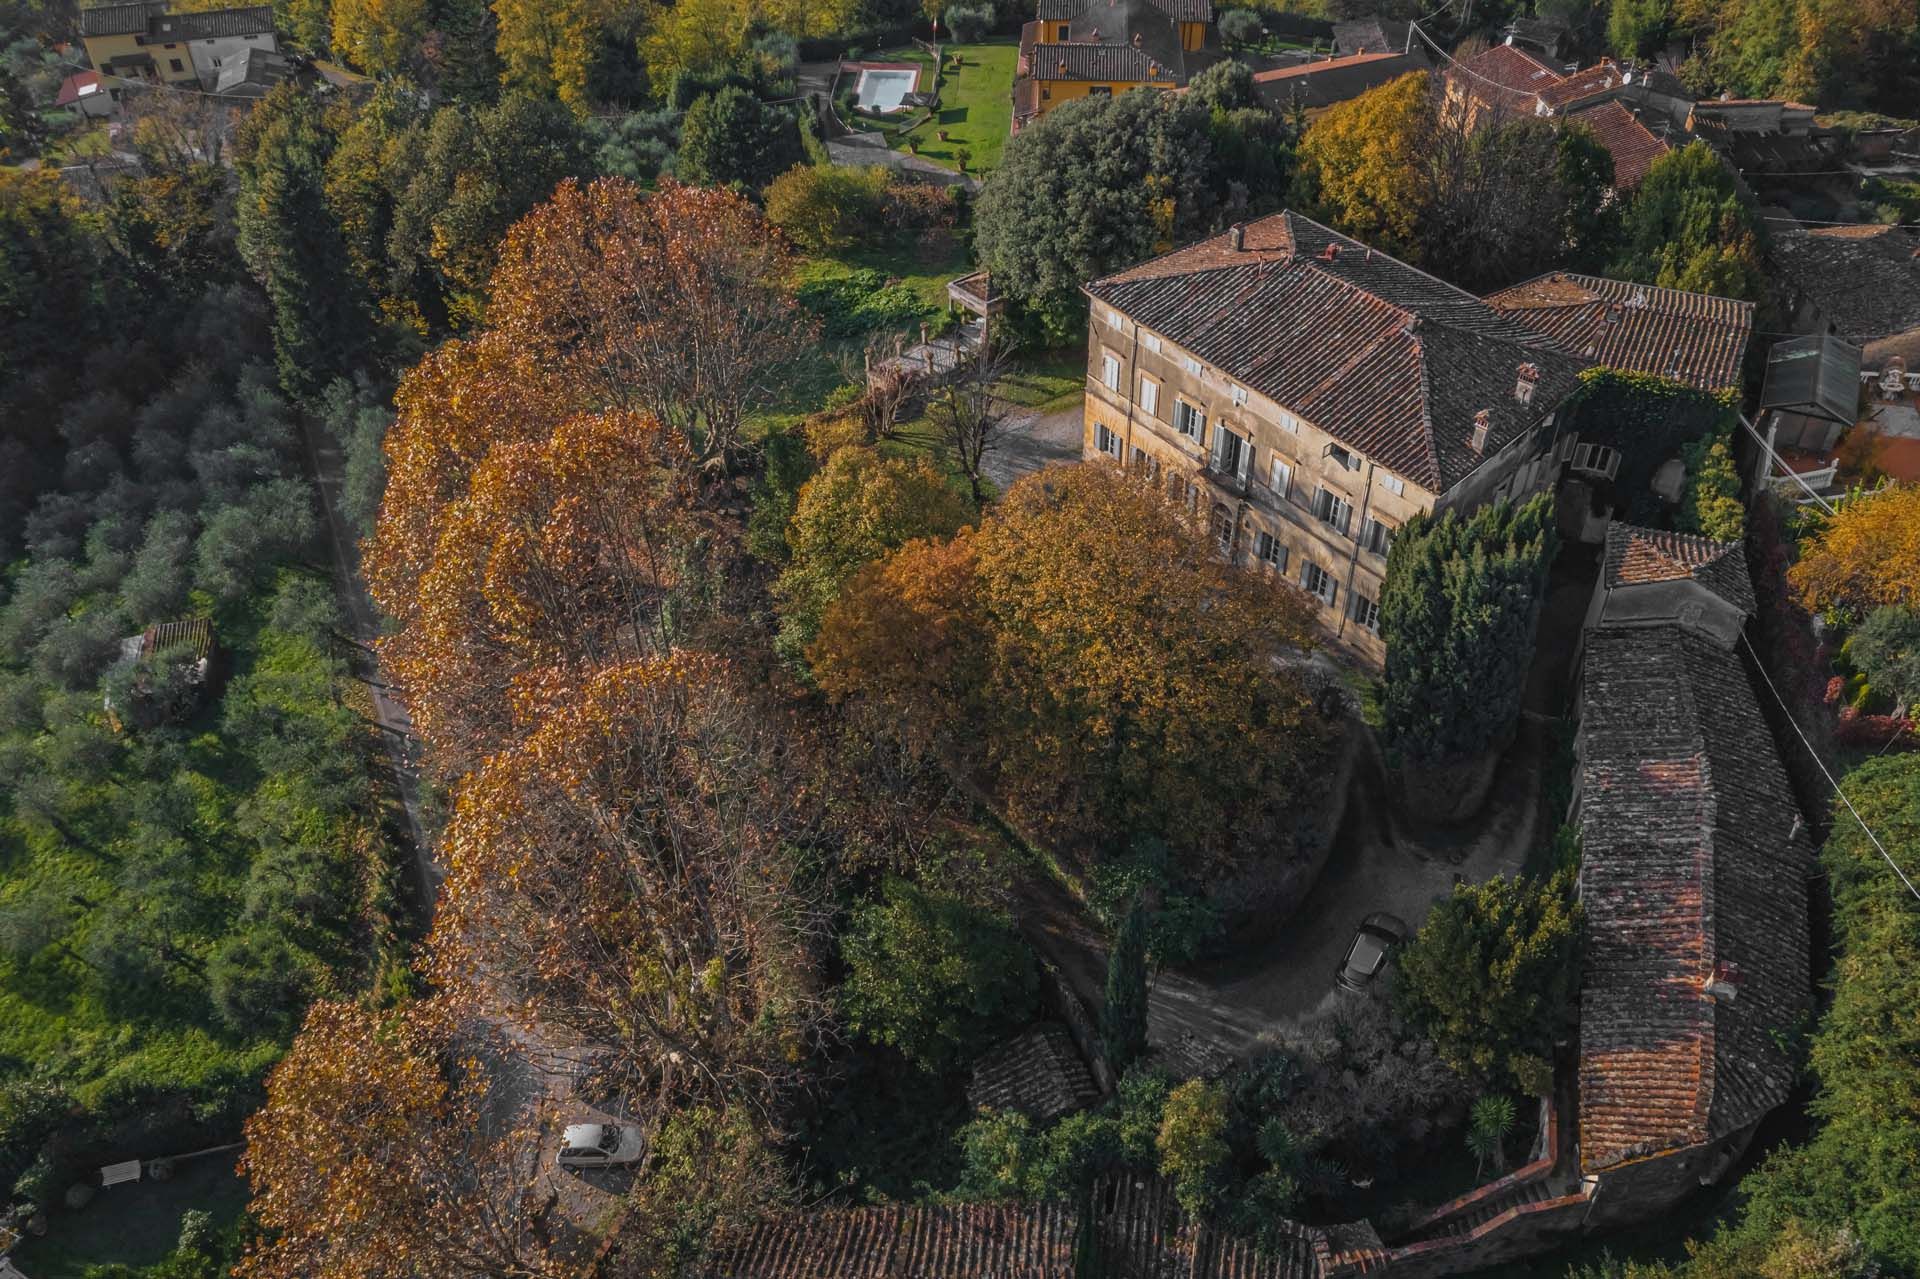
xmin=1739 ymin=631 xmax=1920 ymax=905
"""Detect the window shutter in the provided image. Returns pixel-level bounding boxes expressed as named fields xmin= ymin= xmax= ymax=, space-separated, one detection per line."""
xmin=1237 ymin=439 xmax=1251 ymax=481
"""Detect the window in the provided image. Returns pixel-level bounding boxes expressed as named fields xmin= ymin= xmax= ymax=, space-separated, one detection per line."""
xmin=1326 ymin=443 xmax=1359 ymax=471
xmin=1349 ymin=590 xmax=1381 ymax=633
xmin=1277 ymin=410 xmax=1300 ymax=434
xmin=1182 ymin=355 xmax=1202 ymax=375
xmin=1312 ymin=487 xmax=1352 ymax=535
xmin=1231 ymin=384 xmax=1248 ymax=406
xmin=1255 ymin=530 xmax=1287 ymax=572
xmin=1106 ymin=308 xmax=1122 ymax=330
xmin=1268 ymin=457 xmax=1292 ymax=499
xmin=1210 ymin=425 xmax=1249 ymax=480
xmin=1173 ymin=400 xmax=1204 ymax=439
xmin=1088 ymin=85 xmax=1113 ymax=96
xmin=1300 ymin=560 xmax=1337 ymax=607
xmin=1130 ymin=446 xmax=1158 ymax=478
xmin=1569 ymin=441 xmax=1621 ymax=479
xmin=1095 ymin=423 xmax=1123 ymax=459
xmin=1139 ymin=376 xmax=1159 ymax=415
xmin=1379 ymin=473 xmax=1405 ymax=497
xmin=169 ymin=57 xmax=184 ymax=72
xmin=1361 ymin=517 xmax=1395 ymax=557
xmin=1210 ymin=505 xmax=1235 ymax=551
xmin=1142 ymin=334 xmax=1162 ymax=354
xmin=1101 ymin=352 xmax=1120 ymax=390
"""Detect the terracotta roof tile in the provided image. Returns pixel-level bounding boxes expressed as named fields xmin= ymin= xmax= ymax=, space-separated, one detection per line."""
xmin=1771 ymin=225 xmax=1920 ymax=345
xmin=1249 ymin=53 xmax=1424 ymax=109
xmin=967 ymin=1025 xmax=1101 ymax=1121
xmin=1602 ymin=524 xmax=1755 ymax=615
xmin=1576 ymin=624 xmax=1812 ymax=1173
xmin=1088 ymin=211 xmax=1586 ymax=493
xmin=1567 ymin=99 xmax=1671 ymax=189
xmin=1534 ymin=60 xmax=1622 ymax=110
xmin=1447 ymin=43 xmax=1563 ymax=115
xmin=1484 ymin=271 xmax=1751 ymax=391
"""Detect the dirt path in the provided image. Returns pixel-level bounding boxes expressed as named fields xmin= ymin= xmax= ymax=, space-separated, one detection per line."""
xmin=300 ymin=416 xmax=442 ymax=916
xmin=985 ymin=403 xmax=1085 ymax=490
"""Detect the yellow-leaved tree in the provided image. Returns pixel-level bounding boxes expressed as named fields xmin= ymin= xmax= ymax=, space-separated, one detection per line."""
xmin=494 ymin=0 xmax=608 ymax=112
xmin=330 ymin=0 xmax=431 ymax=74
xmin=815 ymin=462 xmax=1337 ymax=871
xmin=1789 ymin=483 xmax=1920 ymax=617
xmin=640 ymin=0 xmax=860 ymax=86
xmin=1294 ymin=70 xmax=1433 ymax=264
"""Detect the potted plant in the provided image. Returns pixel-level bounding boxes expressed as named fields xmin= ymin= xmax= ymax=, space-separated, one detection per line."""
xmin=937 ymin=128 xmax=949 ymax=140
xmin=955 ymin=146 xmax=972 ymax=172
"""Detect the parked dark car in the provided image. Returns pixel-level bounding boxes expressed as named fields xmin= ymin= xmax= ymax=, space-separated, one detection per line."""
xmin=1335 ymin=912 xmax=1409 ymax=991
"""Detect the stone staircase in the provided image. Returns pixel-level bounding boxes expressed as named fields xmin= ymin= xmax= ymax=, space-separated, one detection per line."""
xmin=1396 ymin=1172 xmax=1567 ymax=1244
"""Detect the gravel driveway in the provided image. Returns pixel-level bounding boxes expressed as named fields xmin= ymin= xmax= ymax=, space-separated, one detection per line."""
xmin=984 ymin=404 xmax=1085 ymax=491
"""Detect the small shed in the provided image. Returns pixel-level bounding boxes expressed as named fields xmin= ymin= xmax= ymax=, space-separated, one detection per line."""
xmin=1761 ymin=333 xmax=1862 ymax=453
xmin=106 ymin=618 xmax=217 ymax=728
xmin=967 ymin=1025 xmax=1101 ymax=1122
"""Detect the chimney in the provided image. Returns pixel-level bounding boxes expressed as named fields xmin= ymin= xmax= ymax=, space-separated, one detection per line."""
xmin=1319 ymin=242 xmax=1340 ymax=262
xmin=1229 ymin=222 xmax=1246 ymax=250
xmin=1703 ymin=960 xmax=1743 ymax=1002
xmin=1132 ymin=30 xmax=1141 ymax=46
xmin=1514 ymin=361 xmax=1539 ymax=405
xmin=1470 ymin=409 xmax=1492 ymax=453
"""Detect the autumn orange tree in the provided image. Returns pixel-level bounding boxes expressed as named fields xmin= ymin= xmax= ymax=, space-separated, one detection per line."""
xmin=240 ymin=998 xmax=575 ymax=1279
xmin=815 ymin=463 xmax=1337 ymax=870
xmin=431 ymin=656 xmax=828 ymax=1115
xmin=1789 ymin=483 xmax=1920 ymax=618
xmin=485 ymin=176 xmax=815 ymax=471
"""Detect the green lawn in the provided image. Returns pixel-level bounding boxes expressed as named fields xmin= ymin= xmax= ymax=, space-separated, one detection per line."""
xmin=894 ymin=40 xmax=1017 ymax=176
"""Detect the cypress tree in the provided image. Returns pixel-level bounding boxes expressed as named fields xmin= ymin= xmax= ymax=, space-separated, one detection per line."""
xmin=234 ymin=84 xmax=377 ymax=405
xmin=1379 ymin=493 xmax=1556 ymax=765
xmin=1102 ymin=897 xmax=1151 ymax=1074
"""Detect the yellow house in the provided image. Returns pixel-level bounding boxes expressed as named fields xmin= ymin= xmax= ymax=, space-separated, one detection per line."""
xmin=80 ymin=2 xmax=278 ymax=90
xmin=1013 ymin=0 xmax=1211 ymax=131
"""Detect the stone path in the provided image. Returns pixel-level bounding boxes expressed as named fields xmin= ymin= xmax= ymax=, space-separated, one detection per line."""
xmin=983 ymin=403 xmax=1086 ymax=490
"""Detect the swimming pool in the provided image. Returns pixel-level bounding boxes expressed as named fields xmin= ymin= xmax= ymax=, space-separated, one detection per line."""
xmin=854 ymin=67 xmax=918 ymax=113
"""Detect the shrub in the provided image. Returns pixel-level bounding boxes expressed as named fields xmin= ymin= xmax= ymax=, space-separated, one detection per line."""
xmin=795 ymin=268 xmax=934 ymax=338
xmin=840 ymin=877 xmax=1038 ymax=1071
xmin=1679 ymin=430 xmax=1745 ymax=542
xmin=764 ymin=164 xmax=890 ymax=252
xmin=1848 ymin=607 xmax=1920 ymax=708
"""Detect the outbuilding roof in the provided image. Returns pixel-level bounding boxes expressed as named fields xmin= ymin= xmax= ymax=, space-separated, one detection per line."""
xmin=1601 ymin=524 xmax=1755 ymax=616
xmin=1086 ymin=210 xmax=1586 ymax=494
xmin=1035 ymin=0 xmax=1212 ymax=21
xmin=1576 ymin=622 xmax=1812 ymax=1173
xmin=967 ymin=1025 xmax=1101 ymax=1122
xmin=1771 ymin=224 xmax=1920 ymax=346
xmin=1447 ymin=42 xmax=1564 ymax=116
xmin=1484 ymin=272 xmax=1752 ymax=392
xmin=1758 ymin=332 xmax=1863 ymax=425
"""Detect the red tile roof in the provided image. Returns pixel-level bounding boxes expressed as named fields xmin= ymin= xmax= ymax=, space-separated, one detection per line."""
xmin=1603 ymin=524 xmax=1756 ymax=615
xmin=1577 ymin=621 xmax=1812 ymax=1173
xmin=1088 ymin=211 xmax=1587 ymax=493
xmin=1568 ymin=99 xmax=1670 ymax=188
xmin=1485 ymin=271 xmax=1752 ymax=392
xmin=1534 ymin=60 xmax=1622 ymax=110
xmin=700 ymin=1203 xmax=1080 ymax=1279
xmin=54 ymin=70 xmax=104 ymax=106
xmin=1447 ymin=42 xmax=1563 ymax=115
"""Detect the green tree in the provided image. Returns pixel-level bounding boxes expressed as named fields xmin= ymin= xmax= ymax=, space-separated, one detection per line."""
xmin=973 ymin=90 xmax=1218 ymax=340
xmin=1611 ymin=142 xmax=1766 ymax=303
xmin=1186 ymin=57 xmax=1255 ymax=112
xmin=1675 ymin=753 xmax=1920 ymax=1273
xmin=762 ymin=163 xmax=889 ymax=252
xmin=1679 ymin=431 xmax=1745 ymax=542
xmin=840 ymin=877 xmax=1039 ymax=1072
xmin=1379 ymin=494 xmax=1556 ymax=766
xmin=1848 ymin=607 xmax=1920 ymax=708
xmin=1157 ymin=1079 xmax=1230 ymax=1218
xmin=773 ymin=445 xmax=970 ymax=667
xmin=1101 ymin=897 xmax=1151 ymax=1075
xmin=235 ymin=85 xmax=378 ymax=402
xmin=675 ymin=86 xmax=804 ymax=191
xmin=1608 ymin=0 xmax=1673 ymax=58
xmin=1395 ymin=871 xmax=1582 ymax=1089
